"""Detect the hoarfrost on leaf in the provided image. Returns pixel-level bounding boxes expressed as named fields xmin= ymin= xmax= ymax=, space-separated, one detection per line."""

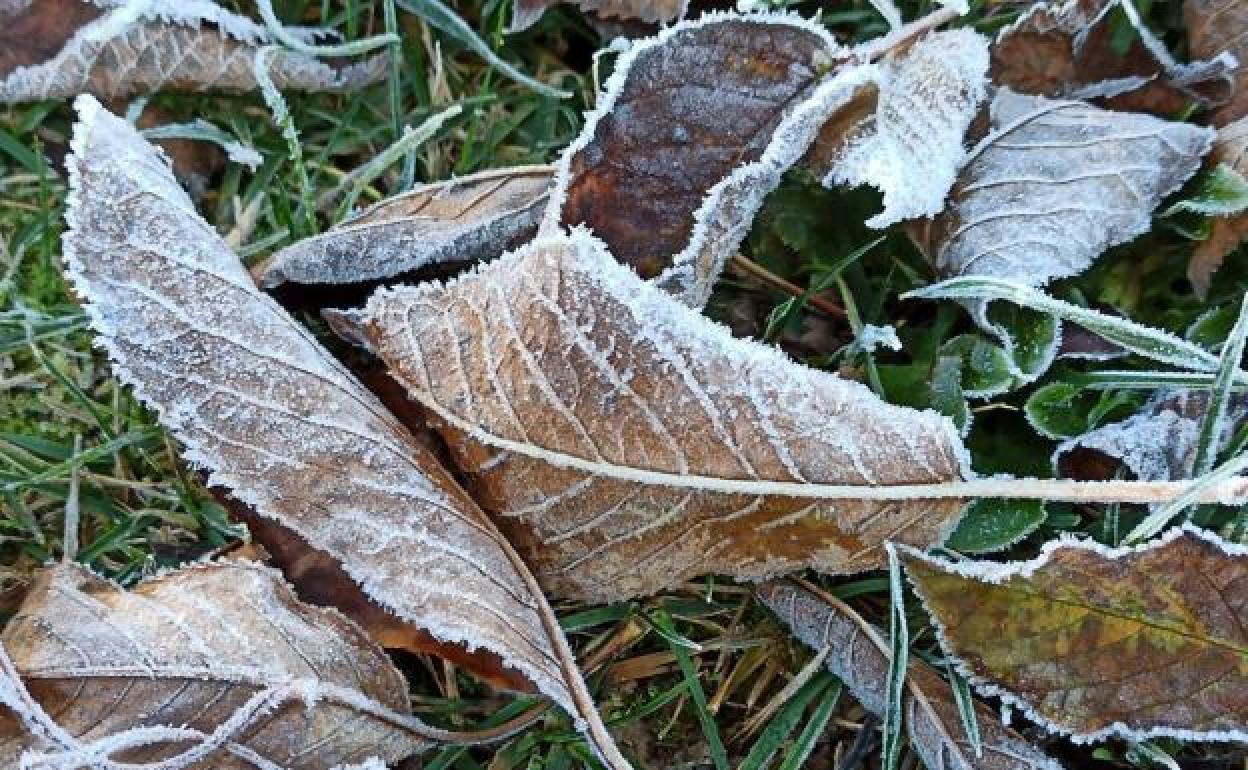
xmin=902 ymin=525 xmax=1248 ymax=743
xmin=822 ymin=29 xmax=990 ymax=228
xmin=60 ymin=95 xmax=630 ymax=770
xmin=254 ymin=166 xmax=553 ymax=288
xmin=0 ymin=0 xmax=386 ymax=104
xmin=354 ymin=229 xmax=970 ymax=602
xmin=911 ymin=88 xmax=1213 ymax=289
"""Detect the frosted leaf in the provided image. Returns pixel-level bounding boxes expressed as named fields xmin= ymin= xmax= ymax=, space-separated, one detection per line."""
xmin=821 ymin=29 xmax=990 ymax=228
xmin=61 ymin=96 xmax=630 ymax=770
xmin=759 ymin=580 xmax=1063 ymax=770
xmin=1186 ymin=0 xmax=1248 ymax=125
xmin=912 ymin=88 xmax=1213 ymax=289
xmin=1054 ymin=390 xmax=1248 ymax=484
xmin=547 ymin=13 xmax=841 ymax=299
xmin=654 ymin=65 xmax=878 ymax=307
xmin=1190 ymin=118 xmax=1248 ymax=296
xmin=902 ymin=525 xmax=1248 ymax=743
xmin=0 ymin=561 xmax=442 ymax=768
xmin=355 ymin=229 xmax=970 ymax=602
xmin=509 ymin=0 xmax=687 ymax=32
xmin=848 ymin=323 xmax=902 ymax=355
xmin=0 ymin=0 xmax=385 ymax=104
xmin=255 ymin=166 xmax=553 ymax=289
xmin=994 ymin=0 xmax=1234 ymax=116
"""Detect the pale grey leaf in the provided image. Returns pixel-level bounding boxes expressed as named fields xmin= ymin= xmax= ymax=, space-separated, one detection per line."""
xmin=60 ymin=95 xmax=629 ymax=770
xmin=255 ymin=166 xmax=553 ymax=288
xmin=913 ymin=89 xmax=1212 ymax=289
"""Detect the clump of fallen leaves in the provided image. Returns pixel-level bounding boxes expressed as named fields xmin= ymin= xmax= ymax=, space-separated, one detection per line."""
xmin=3 ymin=0 xmax=1248 ymax=768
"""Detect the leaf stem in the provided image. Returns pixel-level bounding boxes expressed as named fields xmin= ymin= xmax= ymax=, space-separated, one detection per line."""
xmin=729 ymin=254 xmax=847 ymax=319
xmin=848 ymin=6 xmax=960 ymax=63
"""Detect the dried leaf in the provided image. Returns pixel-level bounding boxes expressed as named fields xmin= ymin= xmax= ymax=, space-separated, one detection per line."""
xmin=992 ymin=0 xmax=1233 ymax=116
xmin=820 ymin=29 xmax=990 ymax=228
xmin=902 ymin=525 xmax=1248 ymax=743
xmin=0 ymin=0 xmax=385 ymax=104
xmin=255 ymin=166 xmax=554 ymax=289
xmin=1190 ymin=118 xmax=1248 ymax=295
xmin=1053 ymin=390 xmax=1248 ymax=482
xmin=759 ymin=579 xmax=1061 ymax=770
xmin=0 ymin=561 xmax=450 ymax=767
xmin=548 ymin=13 xmax=845 ymax=302
xmin=233 ymin=507 xmax=539 ymax=694
xmin=509 ymin=0 xmax=686 ymax=32
xmin=60 ymin=95 xmax=629 ymax=769
xmin=911 ymin=88 xmax=1212 ymax=290
xmin=354 ymin=229 xmax=970 ymax=602
xmin=1187 ymin=0 xmax=1248 ymax=125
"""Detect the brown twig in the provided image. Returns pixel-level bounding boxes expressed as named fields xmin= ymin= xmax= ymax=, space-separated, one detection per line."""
xmin=729 ymin=254 xmax=848 ymax=320
xmin=848 ymin=6 xmax=961 ymax=63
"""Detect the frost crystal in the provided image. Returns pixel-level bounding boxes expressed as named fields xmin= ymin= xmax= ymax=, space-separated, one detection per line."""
xmin=823 ymin=29 xmax=990 ymax=228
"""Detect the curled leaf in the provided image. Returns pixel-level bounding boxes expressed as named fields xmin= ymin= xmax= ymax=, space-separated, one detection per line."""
xmin=821 ymin=29 xmax=990 ymax=228
xmin=61 ymin=95 xmax=629 ymax=769
xmin=0 ymin=0 xmax=385 ymax=104
xmin=759 ymin=579 xmax=1062 ymax=770
xmin=1190 ymin=118 xmax=1248 ymax=296
xmin=902 ymin=525 xmax=1248 ymax=743
xmin=255 ymin=166 xmax=554 ymax=289
xmin=355 ymin=229 xmax=970 ymax=601
xmin=0 ymin=561 xmax=468 ymax=767
xmin=548 ymin=13 xmax=843 ymax=301
xmin=993 ymin=0 xmax=1234 ymax=115
xmin=509 ymin=0 xmax=687 ymax=32
xmin=911 ymin=88 xmax=1213 ymax=289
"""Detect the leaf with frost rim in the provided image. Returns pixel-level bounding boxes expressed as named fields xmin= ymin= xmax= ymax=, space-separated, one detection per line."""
xmin=0 ymin=561 xmax=522 ymax=768
xmin=356 ymin=228 xmax=972 ymax=601
xmin=255 ymin=165 xmax=554 ymax=289
xmin=758 ymin=579 xmax=1063 ymax=770
xmin=543 ymin=11 xmax=853 ymax=307
xmin=901 ymin=523 xmax=1248 ymax=744
xmin=0 ymin=0 xmax=385 ymax=104
xmin=59 ymin=95 xmax=629 ymax=770
xmin=916 ymin=88 xmax=1213 ymax=290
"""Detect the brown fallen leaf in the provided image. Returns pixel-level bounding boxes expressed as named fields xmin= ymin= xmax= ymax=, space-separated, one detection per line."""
xmin=549 ymin=14 xmax=842 ymax=292
xmin=0 ymin=560 xmax=503 ymax=768
xmin=1190 ymin=117 xmax=1248 ymax=295
xmin=911 ymin=88 xmax=1212 ymax=291
xmin=61 ymin=95 xmax=630 ymax=769
xmin=0 ymin=0 xmax=385 ymax=104
xmin=902 ymin=525 xmax=1248 ymax=742
xmin=509 ymin=0 xmax=687 ymax=32
xmin=759 ymin=579 xmax=1062 ymax=770
xmin=232 ymin=506 xmax=538 ymax=694
xmin=1187 ymin=0 xmax=1248 ymax=125
xmin=992 ymin=0 xmax=1233 ymax=116
xmin=354 ymin=229 xmax=969 ymax=602
xmin=254 ymin=166 xmax=554 ymax=289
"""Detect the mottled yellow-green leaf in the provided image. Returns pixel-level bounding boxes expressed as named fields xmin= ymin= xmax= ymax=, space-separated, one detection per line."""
xmin=902 ymin=525 xmax=1248 ymax=743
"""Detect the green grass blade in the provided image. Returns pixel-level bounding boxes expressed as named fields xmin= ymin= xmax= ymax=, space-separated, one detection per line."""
xmin=775 ymin=678 xmax=842 ymax=770
xmin=881 ymin=545 xmax=909 ymax=770
xmin=651 ymin=609 xmax=730 ymax=770
xmin=738 ymin=670 xmax=838 ymax=770
xmin=946 ymin=661 xmax=982 ymax=759
xmin=1192 ymin=293 xmax=1248 ymax=478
